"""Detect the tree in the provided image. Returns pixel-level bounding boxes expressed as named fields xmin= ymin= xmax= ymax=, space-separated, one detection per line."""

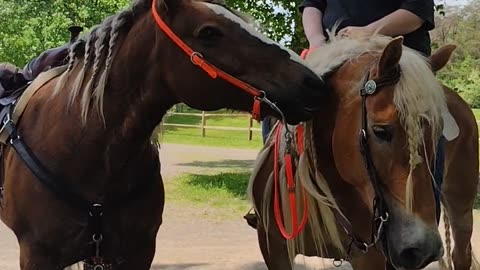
xmin=0 ymin=0 xmax=129 ymax=66
xmin=431 ymin=0 xmax=480 ymax=107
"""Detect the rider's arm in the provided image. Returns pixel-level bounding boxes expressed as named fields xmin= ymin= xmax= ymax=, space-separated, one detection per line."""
xmin=366 ymin=0 xmax=434 ymax=36
xmin=299 ymin=0 xmax=327 ymax=48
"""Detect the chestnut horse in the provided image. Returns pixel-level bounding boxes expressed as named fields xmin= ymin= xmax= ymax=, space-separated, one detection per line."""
xmin=248 ymin=35 xmax=479 ymax=270
xmin=0 ymin=0 xmax=328 ymax=269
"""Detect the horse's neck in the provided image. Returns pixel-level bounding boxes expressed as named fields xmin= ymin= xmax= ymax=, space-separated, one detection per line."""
xmin=102 ymin=17 xmax=176 ymax=143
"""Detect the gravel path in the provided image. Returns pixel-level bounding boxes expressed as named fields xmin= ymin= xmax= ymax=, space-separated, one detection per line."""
xmin=0 ymin=143 xmax=478 ymax=270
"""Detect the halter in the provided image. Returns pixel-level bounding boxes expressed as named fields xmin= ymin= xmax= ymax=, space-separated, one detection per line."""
xmin=355 ymin=64 xmax=401 ymax=257
xmin=151 ymin=0 xmax=281 ymax=121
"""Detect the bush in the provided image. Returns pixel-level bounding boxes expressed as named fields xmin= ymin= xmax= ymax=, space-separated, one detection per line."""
xmin=437 ymin=56 xmax=480 ymax=108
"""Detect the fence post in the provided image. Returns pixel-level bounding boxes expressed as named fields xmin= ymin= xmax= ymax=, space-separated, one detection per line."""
xmin=249 ymin=117 xmax=253 ymax=141
xmin=201 ymin=111 xmax=206 ymax=137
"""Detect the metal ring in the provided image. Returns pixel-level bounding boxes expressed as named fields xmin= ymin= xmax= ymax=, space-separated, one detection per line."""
xmin=190 ymin=51 xmax=204 ymax=64
xmin=93 ymin=265 xmax=104 ymax=270
xmin=9 ymin=135 xmax=20 ymax=144
xmin=333 ymin=259 xmax=343 ymax=267
xmin=92 ymin=234 xmax=103 ymax=242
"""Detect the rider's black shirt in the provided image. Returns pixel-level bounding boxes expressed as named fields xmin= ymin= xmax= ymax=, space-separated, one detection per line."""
xmin=299 ymin=0 xmax=435 ymax=56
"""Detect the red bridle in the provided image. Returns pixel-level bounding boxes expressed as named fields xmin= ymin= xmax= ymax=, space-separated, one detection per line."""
xmin=151 ymin=0 xmax=267 ymax=120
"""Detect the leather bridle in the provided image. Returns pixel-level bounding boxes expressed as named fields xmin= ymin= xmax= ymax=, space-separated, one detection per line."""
xmin=151 ymin=0 xmax=285 ymax=122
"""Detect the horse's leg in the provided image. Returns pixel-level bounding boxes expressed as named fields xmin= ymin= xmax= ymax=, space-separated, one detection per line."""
xmin=18 ymin=240 xmax=61 ymax=270
xmin=442 ymin=160 xmax=478 ymax=270
xmin=256 ymin=222 xmax=293 ymax=270
xmin=115 ymin=237 xmax=157 ymax=270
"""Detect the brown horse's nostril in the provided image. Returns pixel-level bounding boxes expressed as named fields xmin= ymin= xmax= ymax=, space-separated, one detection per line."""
xmin=303 ymin=75 xmax=326 ymax=92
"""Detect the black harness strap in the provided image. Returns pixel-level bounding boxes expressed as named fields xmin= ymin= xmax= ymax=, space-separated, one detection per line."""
xmin=0 ymin=103 xmax=153 ymax=268
xmin=357 ymin=65 xmax=401 ymax=266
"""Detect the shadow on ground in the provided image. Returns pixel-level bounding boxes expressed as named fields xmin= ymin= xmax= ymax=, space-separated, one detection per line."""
xmin=151 ymin=263 xmax=209 ymax=270
xmin=178 ymin=159 xmax=254 ymax=169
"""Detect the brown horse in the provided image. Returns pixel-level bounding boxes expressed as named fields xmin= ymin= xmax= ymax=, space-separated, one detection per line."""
xmin=248 ymin=35 xmax=479 ymax=270
xmin=0 ymin=0 xmax=328 ymax=269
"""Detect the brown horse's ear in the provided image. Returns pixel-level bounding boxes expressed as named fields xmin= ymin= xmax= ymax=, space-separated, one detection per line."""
xmin=377 ymin=36 xmax=403 ymax=77
xmin=429 ymin=44 xmax=456 ymax=72
xmin=161 ymin=0 xmax=188 ymax=12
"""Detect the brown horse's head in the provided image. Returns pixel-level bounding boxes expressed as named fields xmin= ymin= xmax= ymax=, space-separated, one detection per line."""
xmin=149 ymin=0 xmax=326 ymax=124
xmin=308 ymin=36 xmax=455 ymax=268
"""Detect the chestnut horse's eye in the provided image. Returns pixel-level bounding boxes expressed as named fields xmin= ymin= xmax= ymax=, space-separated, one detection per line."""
xmin=372 ymin=125 xmax=393 ymax=142
xmin=197 ymin=25 xmax=223 ymax=45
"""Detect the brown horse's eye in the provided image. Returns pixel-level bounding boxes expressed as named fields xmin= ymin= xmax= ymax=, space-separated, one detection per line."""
xmin=197 ymin=25 xmax=223 ymax=45
xmin=372 ymin=125 xmax=393 ymax=142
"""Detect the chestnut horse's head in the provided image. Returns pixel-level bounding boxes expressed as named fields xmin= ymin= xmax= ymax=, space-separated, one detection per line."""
xmin=307 ymin=36 xmax=455 ymax=268
xmin=149 ymin=0 xmax=326 ymax=124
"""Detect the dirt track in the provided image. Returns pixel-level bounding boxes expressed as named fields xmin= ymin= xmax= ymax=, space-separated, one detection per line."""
xmin=0 ymin=143 xmax=478 ymax=270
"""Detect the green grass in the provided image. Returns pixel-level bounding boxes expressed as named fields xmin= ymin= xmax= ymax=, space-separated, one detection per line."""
xmin=165 ymin=172 xmax=251 ymax=218
xmin=472 ymin=109 xmax=480 ymax=120
xmin=475 ymin=194 xmax=480 ymax=209
xmin=160 ymin=113 xmax=263 ymax=149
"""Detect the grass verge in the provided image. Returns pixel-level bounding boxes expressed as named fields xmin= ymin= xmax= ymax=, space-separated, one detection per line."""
xmin=164 ymin=171 xmax=252 ymax=219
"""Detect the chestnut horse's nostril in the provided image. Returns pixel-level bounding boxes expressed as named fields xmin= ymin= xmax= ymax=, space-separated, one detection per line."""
xmin=398 ymin=246 xmax=439 ymax=269
xmin=399 ymin=247 xmax=423 ymax=269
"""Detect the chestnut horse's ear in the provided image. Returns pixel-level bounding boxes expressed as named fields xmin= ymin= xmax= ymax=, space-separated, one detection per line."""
xmin=429 ymin=44 xmax=456 ymax=72
xmin=377 ymin=36 xmax=403 ymax=77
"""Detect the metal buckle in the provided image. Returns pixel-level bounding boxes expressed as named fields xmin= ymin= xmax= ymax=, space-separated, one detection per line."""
xmin=190 ymin=51 xmax=204 ymax=64
xmin=89 ymin=203 xmax=104 ymax=217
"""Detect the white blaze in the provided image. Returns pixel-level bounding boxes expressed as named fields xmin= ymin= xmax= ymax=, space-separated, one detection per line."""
xmin=202 ymin=2 xmax=307 ymax=66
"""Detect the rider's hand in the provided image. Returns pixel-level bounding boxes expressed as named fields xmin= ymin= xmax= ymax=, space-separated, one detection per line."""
xmin=308 ymin=34 xmax=327 ymax=50
xmin=338 ymin=26 xmax=374 ymax=38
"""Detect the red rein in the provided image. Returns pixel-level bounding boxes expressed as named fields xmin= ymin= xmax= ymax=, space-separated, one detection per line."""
xmin=151 ymin=0 xmax=263 ymax=120
xmin=273 ymin=123 xmax=309 ymax=240
xmin=272 ymin=49 xmax=311 ymax=240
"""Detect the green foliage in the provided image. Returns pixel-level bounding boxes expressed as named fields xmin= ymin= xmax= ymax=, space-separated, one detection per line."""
xmin=0 ymin=0 xmax=309 ymax=67
xmin=225 ymin=0 xmax=307 ymax=52
xmin=437 ymin=56 xmax=480 ymax=107
xmin=432 ymin=0 xmax=480 ymax=107
xmin=0 ymin=0 xmax=129 ymax=66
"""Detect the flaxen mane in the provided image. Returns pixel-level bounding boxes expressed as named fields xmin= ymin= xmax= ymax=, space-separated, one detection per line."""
xmin=247 ymin=122 xmax=346 ymax=265
xmin=307 ymin=33 xmax=447 ymax=211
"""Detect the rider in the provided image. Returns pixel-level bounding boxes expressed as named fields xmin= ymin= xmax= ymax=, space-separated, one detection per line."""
xmin=0 ymin=26 xmax=83 ymax=99
xmin=299 ymin=0 xmax=435 ymax=56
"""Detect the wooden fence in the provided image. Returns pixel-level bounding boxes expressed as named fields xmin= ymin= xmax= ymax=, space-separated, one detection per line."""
xmin=161 ymin=109 xmax=480 ymax=142
xmin=161 ymin=111 xmax=262 ymax=141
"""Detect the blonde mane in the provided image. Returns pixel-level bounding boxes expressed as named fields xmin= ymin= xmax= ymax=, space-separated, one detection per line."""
xmin=306 ymin=33 xmax=447 ymax=210
xmin=247 ymin=122 xmax=346 ymax=265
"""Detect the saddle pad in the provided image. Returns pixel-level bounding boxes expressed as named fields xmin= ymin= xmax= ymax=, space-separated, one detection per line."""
xmin=442 ymin=108 xmax=459 ymax=141
xmin=0 ymin=65 xmax=67 ymax=144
